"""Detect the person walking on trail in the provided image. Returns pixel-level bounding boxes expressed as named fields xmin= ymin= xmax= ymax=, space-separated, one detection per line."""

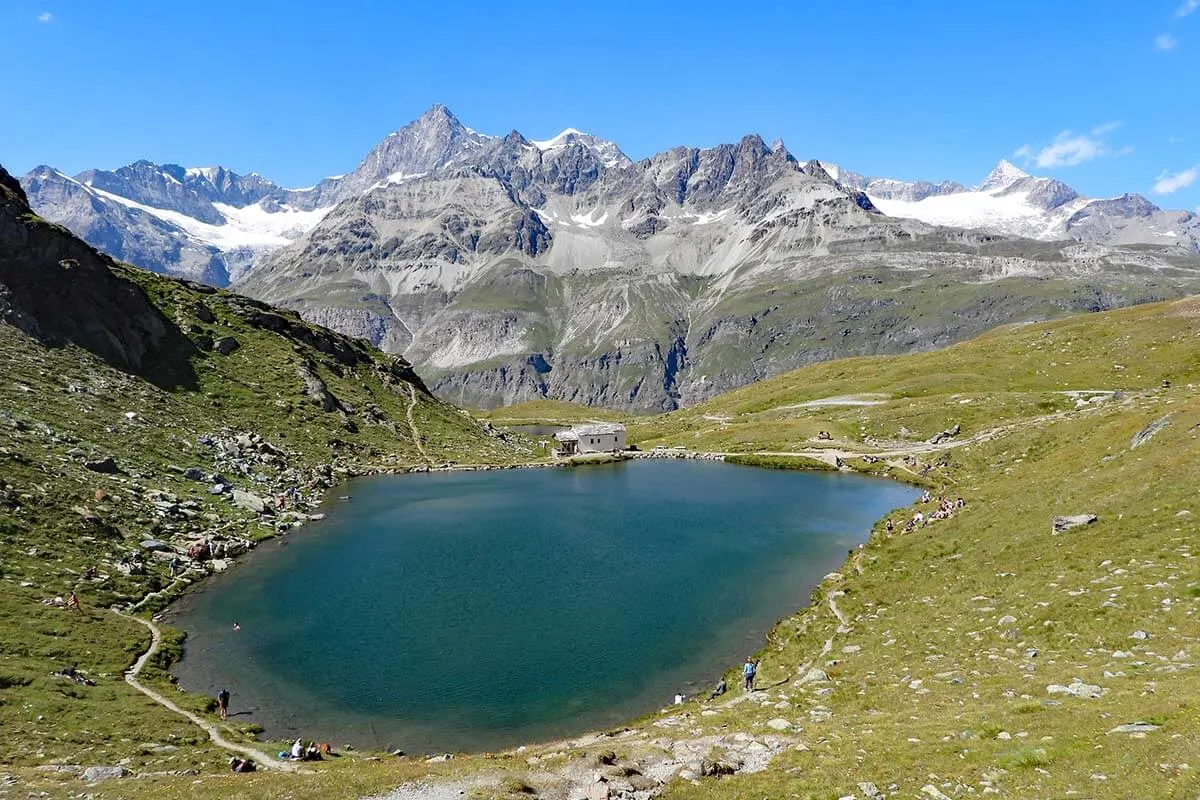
xmin=743 ymin=657 xmax=758 ymax=691
xmin=216 ymin=688 xmax=230 ymax=720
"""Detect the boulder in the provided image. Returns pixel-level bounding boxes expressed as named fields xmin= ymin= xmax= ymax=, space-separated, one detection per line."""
xmin=1047 ymin=679 xmax=1104 ymax=699
xmin=214 ymin=336 xmax=240 ymax=355
xmin=928 ymin=423 xmax=961 ymax=444
xmin=799 ymin=667 xmax=829 ymax=684
xmin=699 ymin=758 xmax=738 ymax=777
xmin=84 ymin=456 xmax=120 ymax=474
xmin=1130 ymin=415 xmax=1171 ymax=449
xmin=1107 ymin=722 xmax=1160 ymax=735
xmin=182 ymin=467 xmax=206 ymax=481
xmin=765 ymin=718 xmax=792 ymax=731
xmin=81 ymin=765 xmax=129 ymax=783
xmin=1052 ymin=514 xmax=1097 ymax=534
xmin=231 ymin=489 xmax=269 ymax=514
xmin=858 ymin=782 xmax=886 ymax=800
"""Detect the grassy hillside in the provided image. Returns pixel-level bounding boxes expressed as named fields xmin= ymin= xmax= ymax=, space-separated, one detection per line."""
xmin=0 ymin=260 xmax=526 ymax=783
xmin=11 ymin=295 xmax=1197 ymax=799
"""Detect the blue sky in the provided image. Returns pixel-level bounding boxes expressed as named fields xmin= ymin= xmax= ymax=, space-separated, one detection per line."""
xmin=3 ymin=1 xmax=1198 ymax=209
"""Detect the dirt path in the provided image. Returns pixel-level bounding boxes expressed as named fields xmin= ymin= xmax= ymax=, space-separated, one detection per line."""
xmin=405 ymin=383 xmax=432 ymax=465
xmin=114 ymin=610 xmax=297 ymax=772
xmin=742 ymin=400 xmax=1117 ymax=465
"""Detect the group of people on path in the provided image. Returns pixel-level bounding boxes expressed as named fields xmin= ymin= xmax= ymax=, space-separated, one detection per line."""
xmin=885 ymin=491 xmax=967 ymax=533
xmin=693 ymin=656 xmax=758 ymax=703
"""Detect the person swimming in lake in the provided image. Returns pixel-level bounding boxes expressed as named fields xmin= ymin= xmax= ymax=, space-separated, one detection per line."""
xmin=233 ymin=622 xmax=241 ymax=631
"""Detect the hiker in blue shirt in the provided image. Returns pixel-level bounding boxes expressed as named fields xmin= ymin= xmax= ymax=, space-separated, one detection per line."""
xmin=742 ymin=657 xmax=758 ymax=691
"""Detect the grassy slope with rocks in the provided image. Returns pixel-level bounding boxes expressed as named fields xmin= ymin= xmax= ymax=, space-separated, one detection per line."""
xmin=21 ymin=299 xmax=1197 ymax=800
xmin=0 ymin=166 xmax=526 ymax=792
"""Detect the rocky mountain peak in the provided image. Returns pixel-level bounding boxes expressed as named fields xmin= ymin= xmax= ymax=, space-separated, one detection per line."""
xmin=978 ymin=159 xmax=1031 ymax=192
xmin=531 ymin=128 xmax=631 ymax=168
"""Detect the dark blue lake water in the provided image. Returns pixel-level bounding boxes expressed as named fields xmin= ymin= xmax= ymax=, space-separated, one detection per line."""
xmin=166 ymin=460 xmax=916 ymax=753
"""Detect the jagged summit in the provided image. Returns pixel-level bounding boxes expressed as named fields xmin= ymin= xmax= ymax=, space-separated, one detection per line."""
xmin=530 ymin=128 xmax=630 ymax=168
xmin=977 ymin=159 xmax=1032 ymax=192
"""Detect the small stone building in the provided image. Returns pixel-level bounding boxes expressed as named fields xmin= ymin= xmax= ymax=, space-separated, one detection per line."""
xmin=554 ymin=423 xmax=626 ymax=455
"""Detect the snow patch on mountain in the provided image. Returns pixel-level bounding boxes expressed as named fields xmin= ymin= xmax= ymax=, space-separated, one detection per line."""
xmin=92 ymin=188 xmax=332 ymax=250
xmin=872 ymin=188 xmax=1090 ymax=240
xmin=530 ymin=128 xmax=631 ymax=168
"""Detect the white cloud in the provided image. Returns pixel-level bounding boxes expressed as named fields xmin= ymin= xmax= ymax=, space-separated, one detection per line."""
xmin=1178 ymin=0 xmax=1199 ymax=18
xmin=37 ymin=11 xmax=53 ymax=23
xmin=1153 ymin=166 xmax=1199 ymax=195
xmin=1031 ymin=131 xmax=1105 ymax=168
xmin=1015 ymin=125 xmax=1130 ymax=169
xmin=1155 ymin=33 xmax=1178 ymax=51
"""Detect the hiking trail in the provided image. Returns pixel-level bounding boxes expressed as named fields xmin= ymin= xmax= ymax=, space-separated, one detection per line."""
xmin=114 ymin=610 xmax=298 ymax=772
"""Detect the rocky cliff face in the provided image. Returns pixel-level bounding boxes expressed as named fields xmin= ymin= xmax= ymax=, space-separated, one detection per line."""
xmin=241 ymin=123 xmax=1200 ymax=411
xmin=0 ymin=165 xmax=190 ymax=380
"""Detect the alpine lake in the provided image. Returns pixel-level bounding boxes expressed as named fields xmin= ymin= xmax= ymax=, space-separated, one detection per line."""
xmin=165 ymin=459 xmax=917 ymax=754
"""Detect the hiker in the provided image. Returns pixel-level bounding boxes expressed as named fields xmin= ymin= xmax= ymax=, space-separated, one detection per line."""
xmin=65 ymin=591 xmax=80 ymax=611
xmin=743 ymin=657 xmax=758 ymax=691
xmin=290 ymin=738 xmax=304 ymax=760
xmin=885 ymin=519 xmax=894 ymax=533
xmin=305 ymin=741 xmax=321 ymax=760
xmin=216 ymin=688 xmax=230 ymax=720
xmin=168 ymin=557 xmax=180 ymax=577
xmin=229 ymin=756 xmax=256 ymax=773
xmin=708 ymin=677 xmax=727 ymax=699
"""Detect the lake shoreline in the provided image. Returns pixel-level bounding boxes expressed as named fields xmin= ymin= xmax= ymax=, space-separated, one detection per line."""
xmin=160 ymin=458 xmax=919 ymax=754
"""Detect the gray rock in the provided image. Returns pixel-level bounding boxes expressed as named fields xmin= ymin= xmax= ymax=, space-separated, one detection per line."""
xmin=1107 ymin=722 xmax=1160 ymax=734
xmin=80 ymin=765 xmax=129 ymax=783
xmin=927 ymin=423 xmax=961 ymax=444
xmin=765 ymin=718 xmax=792 ymax=731
xmin=84 ymin=456 xmax=120 ymax=474
xmin=998 ymin=614 xmax=1017 ymax=626
xmin=799 ymin=667 xmax=829 ymax=684
xmin=1047 ymin=679 xmax=1104 ymax=699
xmin=214 ymin=336 xmax=240 ymax=355
xmin=1052 ymin=514 xmax=1097 ymax=534
xmin=1130 ymin=630 xmax=1150 ymax=640
xmin=1131 ymin=415 xmax=1172 ymax=449
xmin=193 ymin=302 xmax=215 ymax=323
xmin=231 ymin=489 xmax=269 ymax=514
xmin=858 ymin=781 xmax=886 ymax=800
xmin=182 ymin=467 xmax=206 ymax=481
xmin=139 ymin=539 xmax=170 ymax=551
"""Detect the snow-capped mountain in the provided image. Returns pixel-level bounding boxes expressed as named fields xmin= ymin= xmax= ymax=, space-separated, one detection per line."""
xmin=22 ymin=162 xmax=336 ymax=284
xmin=20 ymin=105 xmax=631 ymax=285
xmin=833 ymin=159 xmax=1200 ymax=250
xmin=17 ymin=105 xmax=1200 ymax=411
xmin=531 ymin=128 xmax=632 ymax=169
